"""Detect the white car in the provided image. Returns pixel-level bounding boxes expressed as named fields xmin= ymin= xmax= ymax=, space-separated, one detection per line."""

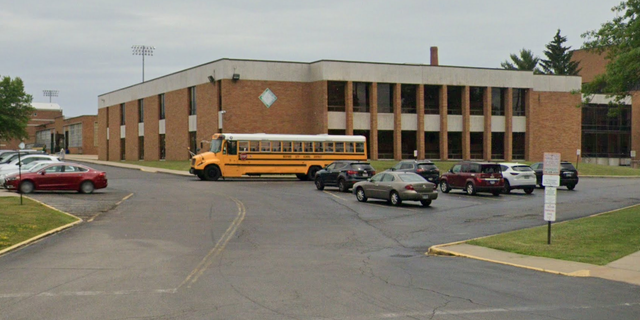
xmin=0 ymin=161 xmax=60 ymax=186
xmin=499 ymin=162 xmax=536 ymax=194
xmin=0 ymin=154 xmax=61 ymax=171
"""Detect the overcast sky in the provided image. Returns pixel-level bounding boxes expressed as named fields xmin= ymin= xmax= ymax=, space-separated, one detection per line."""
xmin=1 ymin=0 xmax=622 ymax=117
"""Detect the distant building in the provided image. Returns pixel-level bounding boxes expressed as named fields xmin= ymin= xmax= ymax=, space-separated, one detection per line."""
xmin=1 ymin=103 xmax=62 ymax=150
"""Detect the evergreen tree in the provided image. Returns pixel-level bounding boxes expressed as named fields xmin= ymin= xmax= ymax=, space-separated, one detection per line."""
xmin=500 ymin=49 xmax=543 ymax=74
xmin=540 ymin=29 xmax=581 ymax=75
xmin=0 ymin=76 xmax=34 ymax=141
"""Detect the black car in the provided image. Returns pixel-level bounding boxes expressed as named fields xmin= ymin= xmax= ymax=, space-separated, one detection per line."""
xmin=530 ymin=161 xmax=579 ymax=190
xmin=315 ymin=161 xmax=376 ymax=192
xmin=387 ymin=160 xmax=440 ymax=183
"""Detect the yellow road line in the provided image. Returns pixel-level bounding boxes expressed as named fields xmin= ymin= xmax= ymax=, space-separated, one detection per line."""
xmin=179 ymin=194 xmax=246 ymax=289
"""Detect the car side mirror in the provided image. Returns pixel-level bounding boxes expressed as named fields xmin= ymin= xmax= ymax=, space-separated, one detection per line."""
xmin=40 ymin=171 xmax=46 ymax=175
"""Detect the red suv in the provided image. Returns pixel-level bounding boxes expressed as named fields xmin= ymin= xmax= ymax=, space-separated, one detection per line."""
xmin=439 ymin=161 xmax=504 ymax=196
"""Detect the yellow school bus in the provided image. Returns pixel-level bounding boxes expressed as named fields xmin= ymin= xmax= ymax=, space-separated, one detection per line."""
xmin=189 ymin=133 xmax=367 ymax=181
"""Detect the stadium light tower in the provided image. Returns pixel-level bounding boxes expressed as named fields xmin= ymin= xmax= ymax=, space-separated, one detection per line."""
xmin=43 ymin=90 xmax=59 ymax=103
xmin=132 ymin=45 xmax=155 ymax=82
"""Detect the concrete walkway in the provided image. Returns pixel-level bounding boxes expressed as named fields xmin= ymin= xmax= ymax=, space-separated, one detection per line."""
xmin=3 ymin=154 xmax=640 ymax=286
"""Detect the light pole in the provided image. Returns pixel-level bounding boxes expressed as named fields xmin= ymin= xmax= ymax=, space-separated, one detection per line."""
xmin=132 ymin=45 xmax=155 ymax=82
xmin=43 ymin=90 xmax=59 ymax=103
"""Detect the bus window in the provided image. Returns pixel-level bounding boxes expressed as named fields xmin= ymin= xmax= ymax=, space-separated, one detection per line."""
xmin=250 ymin=141 xmax=259 ymax=152
xmin=239 ymin=141 xmax=249 ymax=152
xmin=294 ymin=142 xmax=303 ymax=152
xmin=261 ymin=141 xmax=271 ymax=152
xmin=227 ymin=141 xmax=238 ymax=155
xmin=346 ymin=142 xmax=354 ymax=153
xmin=304 ymin=142 xmax=313 ymax=152
xmin=314 ymin=142 xmax=323 ymax=152
xmin=324 ymin=142 xmax=334 ymax=152
xmin=335 ymin=142 xmax=344 ymax=153
xmin=272 ymin=141 xmax=282 ymax=152
xmin=282 ymin=141 xmax=292 ymax=152
xmin=355 ymin=142 xmax=365 ymax=153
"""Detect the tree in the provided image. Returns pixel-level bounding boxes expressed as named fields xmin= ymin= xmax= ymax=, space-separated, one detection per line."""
xmin=581 ymin=0 xmax=640 ymax=106
xmin=0 ymin=76 xmax=34 ymax=142
xmin=500 ymin=49 xmax=543 ymax=74
xmin=540 ymin=29 xmax=581 ymax=75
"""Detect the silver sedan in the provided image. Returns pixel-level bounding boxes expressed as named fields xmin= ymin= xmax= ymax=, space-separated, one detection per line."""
xmin=352 ymin=172 xmax=438 ymax=207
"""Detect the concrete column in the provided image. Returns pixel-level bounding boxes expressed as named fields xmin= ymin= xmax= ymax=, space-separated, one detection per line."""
xmin=417 ymin=85 xmax=425 ymax=160
xmin=346 ymin=81 xmax=354 ymax=135
xmin=505 ymin=88 xmax=513 ymax=161
xmin=370 ymin=83 xmax=379 ymax=160
xmin=484 ymin=87 xmax=492 ymax=161
xmin=393 ymin=83 xmax=402 ymax=160
xmin=462 ymin=86 xmax=471 ymax=160
xmin=440 ymin=85 xmax=448 ymax=160
xmin=524 ymin=88 xmax=531 ymax=160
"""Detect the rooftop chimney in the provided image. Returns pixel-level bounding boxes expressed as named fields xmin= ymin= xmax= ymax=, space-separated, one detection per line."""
xmin=430 ymin=46 xmax=439 ymax=66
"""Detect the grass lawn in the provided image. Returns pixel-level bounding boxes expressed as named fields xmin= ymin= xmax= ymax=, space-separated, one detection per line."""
xmin=120 ymin=160 xmax=191 ymax=171
xmin=468 ymin=205 xmax=640 ymax=266
xmin=0 ymin=197 xmax=79 ymax=251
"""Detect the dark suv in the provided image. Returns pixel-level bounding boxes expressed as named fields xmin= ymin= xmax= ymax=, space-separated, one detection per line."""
xmin=530 ymin=161 xmax=579 ymax=190
xmin=439 ymin=161 xmax=504 ymax=196
xmin=388 ymin=160 xmax=440 ymax=183
xmin=315 ymin=161 xmax=376 ymax=192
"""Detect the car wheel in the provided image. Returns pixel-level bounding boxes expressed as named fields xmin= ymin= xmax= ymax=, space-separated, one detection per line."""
xmin=356 ymin=187 xmax=367 ymax=202
xmin=389 ymin=191 xmax=402 ymax=206
xmin=420 ymin=199 xmax=432 ymax=207
xmin=315 ymin=177 xmax=325 ymax=190
xmin=439 ymin=180 xmax=450 ymax=193
xmin=337 ymin=179 xmax=348 ymax=192
xmin=19 ymin=181 xmax=34 ymax=194
xmin=524 ymin=187 xmax=534 ymax=194
xmin=466 ymin=182 xmax=476 ymax=195
xmin=503 ymin=180 xmax=511 ymax=194
xmin=79 ymin=181 xmax=95 ymax=194
xmin=307 ymin=166 xmax=321 ymax=180
xmin=567 ymin=184 xmax=576 ymax=190
xmin=196 ymin=173 xmax=205 ymax=180
xmin=204 ymin=165 xmax=221 ymax=181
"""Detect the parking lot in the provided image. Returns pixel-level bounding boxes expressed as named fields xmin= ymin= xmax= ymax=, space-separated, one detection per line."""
xmin=1 ymin=163 xmax=640 ymax=319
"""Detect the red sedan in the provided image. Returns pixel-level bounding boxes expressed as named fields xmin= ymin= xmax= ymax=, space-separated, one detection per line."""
xmin=4 ymin=162 xmax=107 ymax=194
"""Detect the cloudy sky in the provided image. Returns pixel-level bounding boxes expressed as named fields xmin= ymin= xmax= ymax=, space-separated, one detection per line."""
xmin=1 ymin=0 xmax=621 ymax=117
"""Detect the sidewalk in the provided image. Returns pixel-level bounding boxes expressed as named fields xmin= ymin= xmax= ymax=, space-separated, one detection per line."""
xmin=428 ymin=243 xmax=640 ymax=286
xmin=64 ymin=154 xmax=191 ymax=176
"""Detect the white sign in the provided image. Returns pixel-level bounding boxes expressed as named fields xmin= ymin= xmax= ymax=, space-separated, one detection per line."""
xmin=18 ymin=142 xmax=25 ymax=150
xmin=577 ymin=149 xmax=581 ymax=156
xmin=543 ymin=152 xmax=561 ymax=175
xmin=544 ymin=187 xmax=557 ymax=203
xmin=543 ymin=175 xmax=560 ymax=187
xmin=544 ymin=203 xmax=556 ymax=221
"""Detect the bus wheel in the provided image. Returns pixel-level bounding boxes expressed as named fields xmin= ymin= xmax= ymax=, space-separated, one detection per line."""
xmin=296 ymin=174 xmax=309 ymax=181
xmin=204 ymin=165 xmax=221 ymax=181
xmin=307 ymin=166 xmax=321 ymax=180
xmin=197 ymin=172 xmax=205 ymax=180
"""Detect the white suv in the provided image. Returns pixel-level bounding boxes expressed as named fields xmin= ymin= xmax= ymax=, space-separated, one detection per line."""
xmin=499 ymin=163 xmax=536 ymax=194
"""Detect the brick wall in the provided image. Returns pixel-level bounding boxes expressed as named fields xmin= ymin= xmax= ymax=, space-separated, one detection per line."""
xmin=571 ymin=49 xmax=608 ymax=84
xmin=98 ymin=108 xmax=107 ymax=160
xmin=165 ymin=88 xmax=190 ymax=160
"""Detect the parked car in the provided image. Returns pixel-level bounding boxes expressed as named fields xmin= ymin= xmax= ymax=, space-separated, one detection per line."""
xmin=4 ymin=162 xmax=108 ymax=194
xmin=0 ymin=154 xmax=61 ymax=170
xmin=439 ymin=161 xmax=504 ymax=196
xmin=530 ymin=161 xmax=579 ymax=190
xmin=352 ymin=172 xmax=438 ymax=207
xmin=387 ymin=160 xmax=440 ymax=183
xmin=0 ymin=150 xmax=46 ymax=164
xmin=499 ymin=162 xmax=536 ymax=194
xmin=315 ymin=161 xmax=376 ymax=192
xmin=0 ymin=160 xmax=58 ymax=186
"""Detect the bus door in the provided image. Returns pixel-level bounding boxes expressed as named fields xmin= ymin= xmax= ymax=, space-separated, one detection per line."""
xmin=223 ymin=140 xmax=240 ymax=173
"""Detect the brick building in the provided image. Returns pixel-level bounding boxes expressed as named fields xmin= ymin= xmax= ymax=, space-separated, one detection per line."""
xmin=34 ymin=115 xmax=98 ymax=155
xmin=1 ymin=103 xmax=62 ymax=150
xmin=98 ymin=50 xmax=584 ymax=162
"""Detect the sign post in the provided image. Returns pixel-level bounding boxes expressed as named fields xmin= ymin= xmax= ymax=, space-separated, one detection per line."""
xmin=18 ymin=142 xmax=25 ymax=205
xmin=543 ymin=152 xmax=561 ymax=244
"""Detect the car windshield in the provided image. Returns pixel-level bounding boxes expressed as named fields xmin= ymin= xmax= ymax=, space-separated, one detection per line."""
xmin=398 ymin=174 xmax=426 ymax=182
xmin=480 ymin=165 xmax=501 ymax=174
xmin=512 ymin=165 xmax=533 ymax=172
xmin=349 ymin=163 xmax=372 ymax=170
xmin=23 ymin=161 xmax=46 ymax=170
xmin=210 ymin=138 xmax=223 ymax=153
xmin=561 ymin=163 xmax=577 ymax=170
xmin=28 ymin=162 xmax=52 ymax=172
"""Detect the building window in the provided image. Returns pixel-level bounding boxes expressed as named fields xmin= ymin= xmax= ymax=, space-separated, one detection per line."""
xmin=159 ymin=134 xmax=166 ymax=160
xmin=68 ymin=123 xmax=82 ymax=148
xmin=512 ymin=133 xmax=525 ymax=160
xmin=139 ymin=136 xmax=144 ymax=160
xmin=581 ymin=104 xmax=632 ymax=157
xmin=513 ymin=89 xmax=526 ymax=116
xmin=470 ymin=132 xmax=483 ymax=159
xmin=447 ymin=86 xmax=463 ymax=115
xmin=189 ymin=131 xmax=197 ymax=155
xmin=353 ymin=82 xmax=370 ymax=112
xmin=159 ymin=94 xmax=165 ymax=120
xmin=470 ymin=87 xmax=484 ymax=115
xmin=448 ymin=132 xmax=462 ymax=159
xmin=377 ymin=83 xmax=394 ymax=113
xmin=492 ymin=132 xmax=505 ymax=159
xmin=424 ymin=85 xmax=440 ymax=115
xmin=328 ymin=81 xmax=346 ymax=112
xmin=491 ymin=88 xmax=506 ymax=116
xmin=106 ymin=107 xmax=109 ymax=126
xmin=138 ymin=99 xmax=144 ymax=123
xmin=120 ymin=103 xmax=125 ymax=125
xmin=401 ymin=84 xmax=417 ymax=114
xmin=189 ymin=87 xmax=197 ymax=115
xmin=120 ymin=138 xmax=126 ymax=160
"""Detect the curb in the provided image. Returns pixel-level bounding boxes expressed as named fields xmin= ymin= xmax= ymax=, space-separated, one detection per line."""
xmin=0 ymin=196 xmax=82 ymax=257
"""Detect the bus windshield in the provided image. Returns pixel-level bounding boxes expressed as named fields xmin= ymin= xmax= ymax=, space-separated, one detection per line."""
xmin=210 ymin=138 xmax=223 ymax=153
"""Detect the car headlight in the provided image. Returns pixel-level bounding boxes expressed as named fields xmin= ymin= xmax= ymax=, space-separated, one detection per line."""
xmin=6 ymin=176 xmax=18 ymax=181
